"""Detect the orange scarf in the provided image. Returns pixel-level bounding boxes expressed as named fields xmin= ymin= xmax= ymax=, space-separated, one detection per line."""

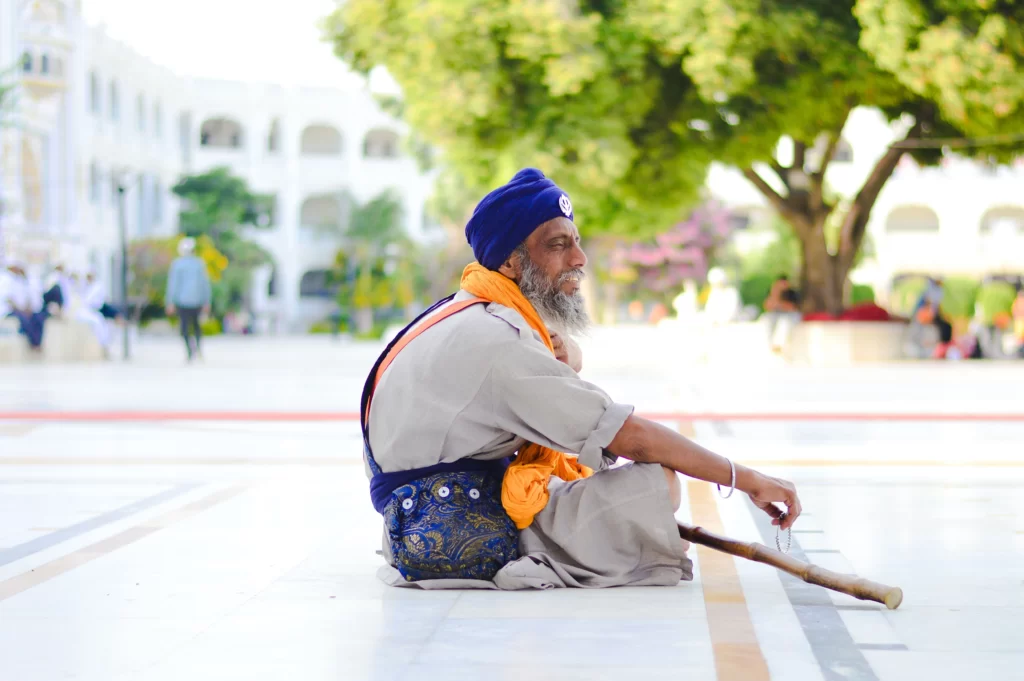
xmin=461 ymin=262 xmax=593 ymax=529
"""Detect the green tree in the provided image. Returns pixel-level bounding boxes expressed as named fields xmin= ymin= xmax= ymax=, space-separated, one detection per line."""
xmin=327 ymin=190 xmax=414 ymax=333
xmin=171 ymin=167 xmax=274 ymax=314
xmin=324 ymin=1 xmax=1024 ymax=314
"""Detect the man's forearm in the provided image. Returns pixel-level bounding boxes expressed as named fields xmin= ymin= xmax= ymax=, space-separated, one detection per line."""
xmin=607 ymin=415 xmax=756 ymax=491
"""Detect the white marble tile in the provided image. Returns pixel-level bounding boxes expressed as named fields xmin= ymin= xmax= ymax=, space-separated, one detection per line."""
xmin=838 ymin=610 xmax=902 ymax=646
xmin=401 ymin=664 xmax=720 ymax=681
xmin=863 ymin=650 xmax=1024 ymax=681
xmin=2 ymin=341 xmax=1024 ymax=680
xmin=417 ymin=617 xmax=714 ymax=668
xmin=447 ymin=584 xmax=707 ymax=620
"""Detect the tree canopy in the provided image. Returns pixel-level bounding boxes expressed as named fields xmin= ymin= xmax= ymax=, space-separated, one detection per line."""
xmin=325 ymin=0 xmax=1023 ymax=312
xmin=171 ymin=167 xmax=274 ymax=313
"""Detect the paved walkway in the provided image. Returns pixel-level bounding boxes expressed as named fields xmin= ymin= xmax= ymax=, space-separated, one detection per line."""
xmin=1 ymin=337 xmax=1022 ymax=680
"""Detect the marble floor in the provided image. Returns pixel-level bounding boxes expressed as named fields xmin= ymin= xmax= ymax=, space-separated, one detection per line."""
xmin=1 ymin=336 xmax=1023 ymax=681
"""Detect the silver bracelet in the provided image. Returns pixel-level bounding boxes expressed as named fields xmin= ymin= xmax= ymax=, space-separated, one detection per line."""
xmin=716 ymin=458 xmax=736 ymax=499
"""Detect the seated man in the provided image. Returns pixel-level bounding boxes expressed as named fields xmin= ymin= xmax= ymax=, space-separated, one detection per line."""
xmin=1 ymin=262 xmax=46 ymax=350
xmin=363 ymin=169 xmax=800 ymax=589
xmin=764 ymin=287 xmax=803 ymax=354
xmin=76 ymin=271 xmax=115 ymax=351
xmin=42 ymin=263 xmax=71 ymax=314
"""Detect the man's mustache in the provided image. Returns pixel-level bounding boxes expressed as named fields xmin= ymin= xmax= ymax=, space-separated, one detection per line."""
xmin=556 ymin=269 xmax=586 ymax=286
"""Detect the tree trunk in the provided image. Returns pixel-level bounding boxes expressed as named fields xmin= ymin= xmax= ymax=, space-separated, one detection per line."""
xmin=799 ymin=228 xmax=848 ymax=316
xmin=742 ymin=116 xmax=923 ymax=314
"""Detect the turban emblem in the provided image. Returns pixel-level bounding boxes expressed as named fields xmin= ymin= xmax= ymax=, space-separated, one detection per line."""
xmin=558 ymin=194 xmax=572 ymax=217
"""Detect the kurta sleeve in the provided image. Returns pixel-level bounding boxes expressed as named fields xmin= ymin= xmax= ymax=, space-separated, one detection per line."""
xmin=486 ymin=338 xmax=634 ymax=470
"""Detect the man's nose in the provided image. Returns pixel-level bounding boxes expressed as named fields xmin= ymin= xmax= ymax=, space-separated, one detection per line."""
xmin=569 ymin=242 xmax=587 ymax=270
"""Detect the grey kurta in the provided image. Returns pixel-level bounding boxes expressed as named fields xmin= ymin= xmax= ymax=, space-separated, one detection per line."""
xmin=368 ymin=290 xmax=693 ymax=589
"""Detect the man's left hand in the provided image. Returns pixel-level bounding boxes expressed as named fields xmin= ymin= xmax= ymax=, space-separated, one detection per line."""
xmin=551 ymin=333 xmax=583 ymax=373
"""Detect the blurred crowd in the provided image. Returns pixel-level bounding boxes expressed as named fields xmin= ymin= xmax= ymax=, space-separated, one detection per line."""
xmin=0 ymin=260 xmax=119 ymax=355
xmin=670 ymin=269 xmax=1024 ymax=361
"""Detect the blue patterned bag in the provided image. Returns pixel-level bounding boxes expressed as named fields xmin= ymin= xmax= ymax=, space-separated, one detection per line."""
xmin=361 ymin=295 xmax=521 ymax=582
xmin=382 ymin=470 xmax=520 ymax=582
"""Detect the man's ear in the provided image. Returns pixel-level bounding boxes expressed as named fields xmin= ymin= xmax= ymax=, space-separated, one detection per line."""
xmin=498 ymin=251 xmax=520 ymax=281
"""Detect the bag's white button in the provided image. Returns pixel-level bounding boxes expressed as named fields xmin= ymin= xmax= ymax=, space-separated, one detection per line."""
xmin=468 ymin=488 xmax=480 ymax=500
xmin=401 ymin=498 xmax=414 ymax=510
xmin=438 ymin=486 xmax=450 ymax=498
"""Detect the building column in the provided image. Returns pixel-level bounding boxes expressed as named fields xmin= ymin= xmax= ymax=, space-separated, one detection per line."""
xmin=278 ymin=90 xmax=302 ymax=333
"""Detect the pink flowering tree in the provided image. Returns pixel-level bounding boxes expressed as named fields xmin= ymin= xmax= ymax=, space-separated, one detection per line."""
xmin=609 ymin=201 xmax=736 ymax=300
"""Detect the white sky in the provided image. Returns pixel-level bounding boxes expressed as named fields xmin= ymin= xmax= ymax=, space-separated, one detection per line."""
xmin=82 ymin=0 xmax=367 ymax=87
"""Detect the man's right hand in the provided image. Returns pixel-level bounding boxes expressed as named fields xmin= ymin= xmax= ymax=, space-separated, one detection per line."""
xmin=165 ymin=305 xmax=176 ymax=316
xmin=607 ymin=415 xmax=804 ymax=531
xmin=742 ymin=469 xmax=802 ymax=530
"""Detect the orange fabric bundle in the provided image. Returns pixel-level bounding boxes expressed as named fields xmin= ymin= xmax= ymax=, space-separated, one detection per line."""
xmin=460 ymin=263 xmax=593 ymax=529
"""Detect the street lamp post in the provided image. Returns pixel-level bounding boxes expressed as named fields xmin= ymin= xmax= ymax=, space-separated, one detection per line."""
xmin=114 ymin=175 xmax=133 ymax=360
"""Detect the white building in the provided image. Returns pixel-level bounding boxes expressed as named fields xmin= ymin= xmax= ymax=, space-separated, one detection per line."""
xmin=2 ymin=0 xmax=434 ymax=331
xmin=3 ymin=1 xmax=1021 ymax=326
xmin=709 ymin=107 xmax=1024 ymax=297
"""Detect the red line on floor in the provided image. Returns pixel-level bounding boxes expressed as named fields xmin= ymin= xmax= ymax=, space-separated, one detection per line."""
xmin=0 ymin=410 xmax=1023 ymax=423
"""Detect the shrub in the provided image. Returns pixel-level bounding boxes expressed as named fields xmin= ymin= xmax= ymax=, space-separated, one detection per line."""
xmin=739 ymin=274 xmax=777 ymax=312
xmin=850 ymin=284 xmax=876 ymax=306
xmin=975 ymin=282 xmax=1017 ymax=325
xmin=355 ymin=321 xmax=390 ymax=341
xmin=939 ymin=278 xmax=979 ymax=319
xmin=308 ymin=320 xmax=334 ymax=335
xmin=200 ymin=317 xmax=222 ymax=336
xmin=889 ymin=277 xmax=929 ymax=317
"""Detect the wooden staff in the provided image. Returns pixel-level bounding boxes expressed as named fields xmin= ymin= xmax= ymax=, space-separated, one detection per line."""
xmin=678 ymin=523 xmax=903 ymax=610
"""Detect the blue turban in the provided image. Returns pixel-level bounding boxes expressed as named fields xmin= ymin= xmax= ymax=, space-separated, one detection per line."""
xmin=465 ymin=168 xmax=574 ymax=271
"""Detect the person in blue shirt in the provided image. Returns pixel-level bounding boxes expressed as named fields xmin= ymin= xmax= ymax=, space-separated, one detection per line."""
xmin=165 ymin=238 xmax=211 ymax=362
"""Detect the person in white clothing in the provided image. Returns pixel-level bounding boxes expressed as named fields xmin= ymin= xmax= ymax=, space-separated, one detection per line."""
xmin=703 ymin=267 xmax=741 ymax=326
xmin=76 ymin=272 xmax=114 ymax=350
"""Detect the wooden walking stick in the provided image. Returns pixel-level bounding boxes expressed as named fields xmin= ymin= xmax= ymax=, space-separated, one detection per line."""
xmin=678 ymin=523 xmax=904 ymax=610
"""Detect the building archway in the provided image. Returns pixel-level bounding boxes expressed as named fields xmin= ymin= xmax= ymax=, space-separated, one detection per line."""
xmin=299 ymin=194 xmax=343 ymax=230
xmin=299 ymin=269 xmax=337 ymax=298
xmin=199 ymin=117 xmax=244 ymax=148
xmin=980 ymin=206 xmax=1024 ymax=234
xmin=885 ymin=206 xmax=939 ymax=233
xmin=362 ymin=128 xmax=400 ymax=159
xmin=300 ymin=124 xmax=342 ymax=155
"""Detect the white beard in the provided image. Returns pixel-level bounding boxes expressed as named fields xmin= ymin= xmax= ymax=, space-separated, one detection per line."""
xmin=517 ymin=253 xmax=590 ymax=337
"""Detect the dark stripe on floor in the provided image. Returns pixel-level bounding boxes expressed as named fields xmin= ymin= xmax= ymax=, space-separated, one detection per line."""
xmin=746 ymin=500 xmax=880 ymax=681
xmin=0 ymin=483 xmax=197 ymax=567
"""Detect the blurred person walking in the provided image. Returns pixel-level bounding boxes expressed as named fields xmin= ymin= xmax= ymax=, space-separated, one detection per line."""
xmin=911 ymin=277 xmax=953 ymax=359
xmin=164 ymin=238 xmax=211 ymax=362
